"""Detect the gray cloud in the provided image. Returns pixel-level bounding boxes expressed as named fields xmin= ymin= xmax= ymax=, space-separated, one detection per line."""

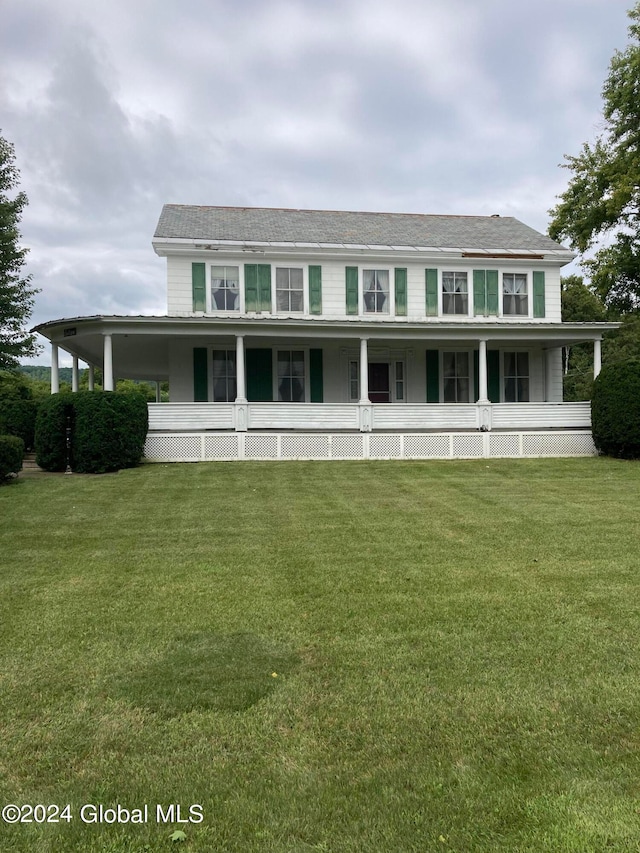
xmin=0 ymin=0 xmax=633 ymax=364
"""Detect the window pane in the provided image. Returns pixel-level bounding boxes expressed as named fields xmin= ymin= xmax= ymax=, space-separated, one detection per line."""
xmin=443 ymin=378 xmax=457 ymax=402
xmin=504 ymin=352 xmax=516 ymax=376
xmin=443 ymin=352 xmax=456 ymax=377
xmin=505 ymin=377 xmax=516 ymax=403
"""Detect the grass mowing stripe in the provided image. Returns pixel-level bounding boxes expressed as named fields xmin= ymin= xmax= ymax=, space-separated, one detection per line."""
xmin=1 ymin=459 xmax=640 ymax=851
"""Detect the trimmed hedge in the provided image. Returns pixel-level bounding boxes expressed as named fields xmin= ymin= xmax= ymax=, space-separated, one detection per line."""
xmin=591 ymin=358 xmax=640 ymax=459
xmin=35 ymin=393 xmax=74 ymax=472
xmin=72 ymin=392 xmax=148 ymax=473
xmin=35 ymin=391 xmax=148 ymax=473
xmin=0 ymin=435 xmax=24 ymax=481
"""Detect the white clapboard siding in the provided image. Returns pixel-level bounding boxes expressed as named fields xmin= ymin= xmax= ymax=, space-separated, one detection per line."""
xmin=247 ymin=404 xmax=360 ymax=430
xmin=491 ymin=402 xmax=591 ymax=429
xmin=148 ymin=403 xmax=235 ymax=430
xmin=372 ymin=404 xmax=478 ymax=430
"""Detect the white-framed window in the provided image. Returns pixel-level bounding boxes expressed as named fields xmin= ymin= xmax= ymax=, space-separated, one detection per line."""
xmin=503 ymin=273 xmax=528 ymax=316
xmin=442 ymin=351 xmax=471 ymax=403
xmin=442 ymin=271 xmax=468 ymax=315
xmin=395 ymin=362 xmax=405 ymax=401
xmin=363 ymin=269 xmax=390 ymax=314
xmin=349 ymin=360 xmax=359 ymax=402
xmin=212 ymin=349 xmax=237 ymax=402
xmin=277 ymin=350 xmax=306 ymax=402
xmin=276 ymin=267 xmax=304 ymax=312
xmin=504 ymin=352 xmax=529 ymax=402
xmin=211 ymin=266 xmax=240 ymax=311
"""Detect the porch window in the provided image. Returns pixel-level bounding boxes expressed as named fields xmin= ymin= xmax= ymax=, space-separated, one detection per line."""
xmin=212 ymin=350 xmax=237 ymax=401
xmin=504 ymin=352 xmax=529 ymax=402
xmin=276 ymin=267 xmax=304 ymax=312
xmin=349 ymin=360 xmax=359 ymax=402
xmin=503 ymin=273 xmax=528 ymax=316
xmin=277 ymin=350 xmax=305 ymax=402
xmin=395 ymin=362 xmax=404 ymax=400
xmin=211 ymin=266 xmax=240 ymax=311
xmin=442 ymin=272 xmax=468 ymax=315
xmin=443 ymin=352 xmax=471 ymax=403
xmin=363 ymin=270 xmax=389 ymax=314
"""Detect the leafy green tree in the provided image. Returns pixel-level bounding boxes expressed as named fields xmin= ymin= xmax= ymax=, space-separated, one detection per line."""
xmin=560 ymin=276 xmax=607 ymax=400
xmin=549 ymin=4 xmax=640 ymax=311
xmin=0 ymin=133 xmax=39 ymax=368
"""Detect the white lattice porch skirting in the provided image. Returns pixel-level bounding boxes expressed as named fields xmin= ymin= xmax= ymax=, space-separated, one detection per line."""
xmin=144 ymin=431 xmax=597 ymax=462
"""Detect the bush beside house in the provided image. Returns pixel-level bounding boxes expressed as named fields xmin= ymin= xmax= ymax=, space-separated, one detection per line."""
xmin=591 ymin=359 xmax=640 ymax=459
xmin=35 ymin=391 xmax=148 ymax=473
xmin=0 ymin=371 xmax=39 ymax=450
xmin=0 ymin=435 xmax=24 ymax=481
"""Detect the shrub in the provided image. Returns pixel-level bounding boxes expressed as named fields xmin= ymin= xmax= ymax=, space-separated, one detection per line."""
xmin=591 ymin=358 xmax=640 ymax=459
xmin=34 ymin=394 xmax=74 ymax=472
xmin=0 ymin=371 xmax=38 ymax=449
xmin=0 ymin=435 xmax=24 ymax=481
xmin=72 ymin=392 xmax=148 ymax=473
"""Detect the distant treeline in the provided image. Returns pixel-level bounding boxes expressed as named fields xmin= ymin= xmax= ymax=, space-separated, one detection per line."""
xmin=19 ymin=365 xmax=79 ymax=383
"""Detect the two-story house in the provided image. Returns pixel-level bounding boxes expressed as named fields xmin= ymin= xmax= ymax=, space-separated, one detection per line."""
xmin=34 ymin=205 xmax=614 ymax=460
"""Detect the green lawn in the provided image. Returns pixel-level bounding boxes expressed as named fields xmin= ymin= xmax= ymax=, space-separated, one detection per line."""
xmin=1 ymin=459 xmax=640 ymax=852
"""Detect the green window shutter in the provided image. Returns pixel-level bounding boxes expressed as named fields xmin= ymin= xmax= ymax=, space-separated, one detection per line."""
xmin=395 ymin=268 xmax=407 ymax=316
xmin=192 ymin=262 xmax=206 ymax=312
xmin=310 ymin=348 xmax=323 ymax=402
xmin=246 ymin=348 xmax=273 ymax=401
xmin=309 ymin=265 xmax=322 ymax=315
xmin=245 ymin=264 xmax=258 ymax=312
xmin=346 ymin=267 xmax=359 ymax=314
xmin=426 ymin=349 xmax=440 ymax=403
xmin=193 ymin=347 xmax=208 ymax=402
xmin=486 ymin=270 xmax=499 ymax=315
xmin=425 ymin=269 xmax=438 ymax=316
xmin=533 ymin=271 xmax=546 ymax=317
xmin=473 ymin=270 xmax=486 ymax=315
xmin=487 ymin=350 xmax=500 ymax=403
xmin=257 ymin=264 xmax=272 ymax=312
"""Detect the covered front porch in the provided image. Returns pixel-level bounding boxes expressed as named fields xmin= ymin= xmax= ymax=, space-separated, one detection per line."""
xmin=32 ymin=314 xmax=609 ymax=459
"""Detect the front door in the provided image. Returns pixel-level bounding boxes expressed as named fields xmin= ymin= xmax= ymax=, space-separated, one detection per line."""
xmin=368 ymin=362 xmax=390 ymax=403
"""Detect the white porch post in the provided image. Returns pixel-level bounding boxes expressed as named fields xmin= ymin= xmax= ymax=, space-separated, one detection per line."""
xmin=72 ymin=356 xmax=79 ymax=392
xmin=477 ymin=338 xmax=489 ymax=404
xmin=103 ymin=334 xmax=114 ymax=391
xmin=594 ymin=338 xmax=602 ymax=379
xmin=88 ymin=364 xmax=95 ymax=391
xmin=155 ymin=381 xmax=161 ymax=403
xmin=359 ymin=337 xmax=369 ymax=403
xmin=51 ymin=343 xmax=60 ymax=394
xmin=235 ymin=334 xmax=247 ymax=402
xmin=359 ymin=337 xmax=372 ymax=432
xmin=235 ymin=334 xmax=248 ymax=432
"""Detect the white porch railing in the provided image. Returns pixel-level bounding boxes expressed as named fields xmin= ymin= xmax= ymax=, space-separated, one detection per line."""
xmin=147 ymin=401 xmax=592 ymax=432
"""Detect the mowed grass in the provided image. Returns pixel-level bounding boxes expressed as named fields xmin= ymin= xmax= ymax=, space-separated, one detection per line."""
xmin=1 ymin=458 xmax=640 ymax=852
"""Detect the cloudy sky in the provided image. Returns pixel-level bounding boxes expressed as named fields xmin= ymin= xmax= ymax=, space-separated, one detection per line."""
xmin=1 ymin=0 xmax=633 ymax=364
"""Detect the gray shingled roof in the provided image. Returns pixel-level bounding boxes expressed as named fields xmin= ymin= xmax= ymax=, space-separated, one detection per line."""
xmin=154 ymin=204 xmax=567 ymax=252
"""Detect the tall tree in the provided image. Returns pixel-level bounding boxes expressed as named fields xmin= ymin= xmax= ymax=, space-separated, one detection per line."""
xmin=549 ymin=4 xmax=640 ymax=312
xmin=0 ymin=132 xmax=39 ymax=369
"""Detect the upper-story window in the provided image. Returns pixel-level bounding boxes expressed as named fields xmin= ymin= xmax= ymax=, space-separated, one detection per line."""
xmin=276 ymin=267 xmax=304 ymax=312
xmin=442 ymin=272 xmax=468 ymax=315
xmin=211 ymin=266 xmax=240 ymax=311
xmin=363 ymin=270 xmax=390 ymax=314
xmin=503 ymin=273 xmax=528 ymax=316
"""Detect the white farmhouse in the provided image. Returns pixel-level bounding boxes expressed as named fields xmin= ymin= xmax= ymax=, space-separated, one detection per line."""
xmin=34 ymin=205 xmax=614 ymax=460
